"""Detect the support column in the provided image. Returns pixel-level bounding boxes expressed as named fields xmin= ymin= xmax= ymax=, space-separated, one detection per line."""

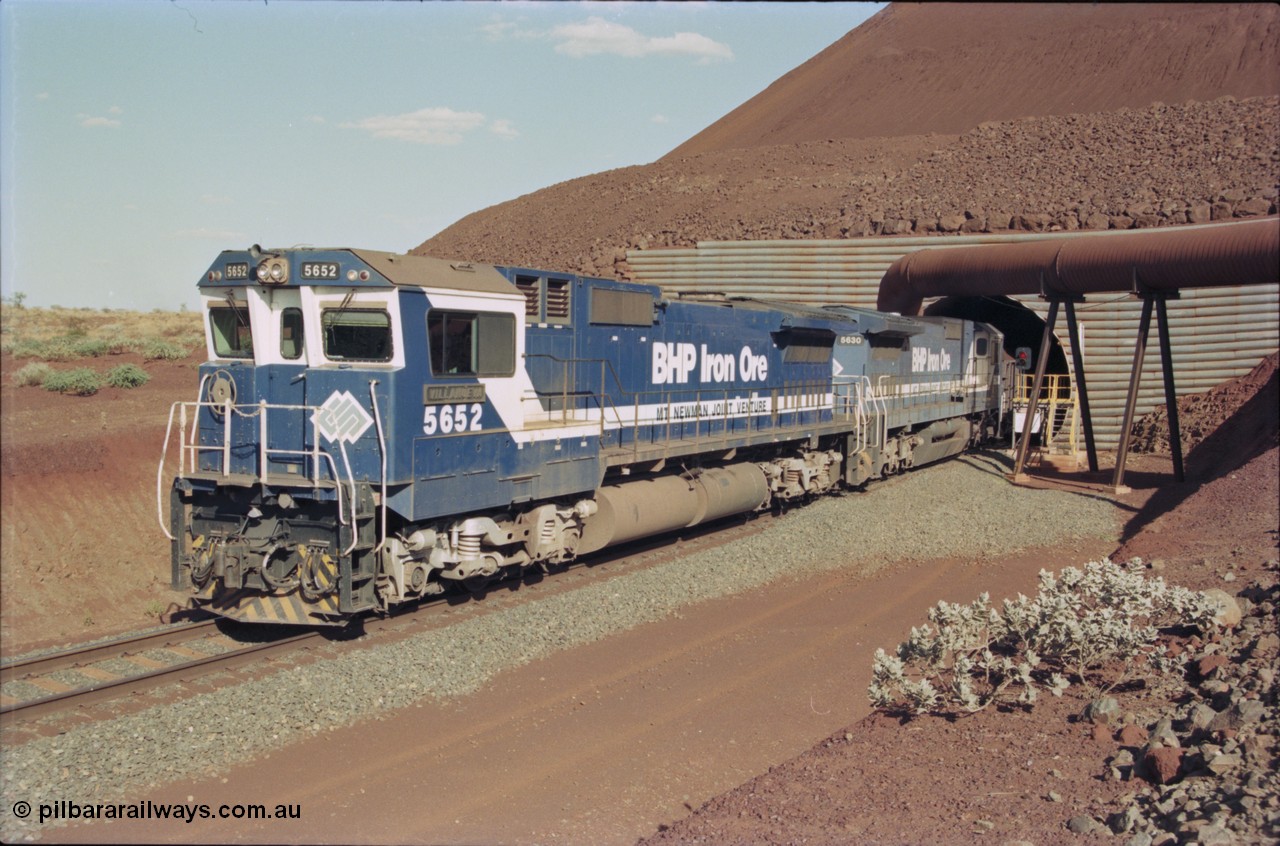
xmin=1154 ymin=293 xmax=1185 ymax=482
xmin=1112 ymin=289 xmax=1184 ymax=491
xmin=1063 ymin=299 xmax=1099 ymax=473
xmin=1112 ymin=296 xmax=1155 ymax=492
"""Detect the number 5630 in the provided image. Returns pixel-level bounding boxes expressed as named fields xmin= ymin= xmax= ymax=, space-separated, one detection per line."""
xmin=423 ymin=403 xmax=483 ymax=435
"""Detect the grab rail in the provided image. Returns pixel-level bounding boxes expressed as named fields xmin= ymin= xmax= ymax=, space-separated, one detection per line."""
xmin=157 ymin=397 xmax=360 ymax=549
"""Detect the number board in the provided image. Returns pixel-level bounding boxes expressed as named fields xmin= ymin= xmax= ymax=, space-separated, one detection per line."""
xmin=225 ymin=262 xmax=249 ymax=280
xmin=300 ymin=261 xmax=340 ymax=281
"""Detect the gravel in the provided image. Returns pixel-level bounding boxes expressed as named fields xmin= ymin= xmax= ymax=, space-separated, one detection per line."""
xmin=0 ymin=450 xmax=1122 ymax=841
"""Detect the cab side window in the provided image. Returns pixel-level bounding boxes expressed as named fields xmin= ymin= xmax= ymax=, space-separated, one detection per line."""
xmin=281 ymin=308 xmax=304 ymax=360
xmin=427 ymin=311 xmax=515 ymax=377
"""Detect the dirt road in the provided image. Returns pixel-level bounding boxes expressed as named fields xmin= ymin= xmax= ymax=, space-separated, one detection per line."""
xmin=49 ymin=537 xmax=1116 ymax=845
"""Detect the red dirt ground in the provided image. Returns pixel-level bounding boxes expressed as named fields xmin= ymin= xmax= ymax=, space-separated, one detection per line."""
xmin=0 ymin=351 xmax=195 ymax=649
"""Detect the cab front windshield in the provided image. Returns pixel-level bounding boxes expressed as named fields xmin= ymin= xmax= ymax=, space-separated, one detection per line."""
xmin=208 ymin=306 xmax=253 ymax=358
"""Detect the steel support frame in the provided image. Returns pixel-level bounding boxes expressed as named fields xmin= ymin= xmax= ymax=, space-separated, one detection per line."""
xmin=1011 ymin=293 xmax=1099 ymax=478
xmin=1112 ymin=287 xmax=1184 ymax=491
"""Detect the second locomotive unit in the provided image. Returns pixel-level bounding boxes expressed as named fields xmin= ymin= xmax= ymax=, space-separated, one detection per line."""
xmin=160 ymin=247 xmax=1006 ymax=624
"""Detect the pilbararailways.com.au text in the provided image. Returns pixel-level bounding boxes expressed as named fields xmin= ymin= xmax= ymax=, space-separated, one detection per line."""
xmin=16 ymin=799 xmax=301 ymax=825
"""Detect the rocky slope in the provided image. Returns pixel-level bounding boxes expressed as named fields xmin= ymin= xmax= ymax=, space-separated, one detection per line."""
xmin=668 ymin=3 xmax=1280 ymax=157
xmin=415 ymin=96 xmax=1278 ymax=280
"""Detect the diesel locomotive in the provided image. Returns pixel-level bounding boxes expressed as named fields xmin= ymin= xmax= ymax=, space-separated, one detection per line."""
xmin=159 ymin=247 xmax=1008 ymax=625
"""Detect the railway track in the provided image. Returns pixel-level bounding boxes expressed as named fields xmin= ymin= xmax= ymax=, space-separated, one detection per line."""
xmin=0 ymin=510 xmax=771 ymax=729
xmin=0 ymin=619 xmax=321 ymax=724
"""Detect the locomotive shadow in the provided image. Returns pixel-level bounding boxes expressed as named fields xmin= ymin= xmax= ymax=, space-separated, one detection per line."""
xmin=211 ymin=615 xmax=371 ymax=643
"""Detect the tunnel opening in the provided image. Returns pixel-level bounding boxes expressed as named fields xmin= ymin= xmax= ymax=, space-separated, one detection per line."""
xmin=923 ymin=295 xmax=1070 ymax=377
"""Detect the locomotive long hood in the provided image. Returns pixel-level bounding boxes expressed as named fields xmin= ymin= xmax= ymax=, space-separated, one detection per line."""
xmin=876 ymin=217 xmax=1280 ymax=315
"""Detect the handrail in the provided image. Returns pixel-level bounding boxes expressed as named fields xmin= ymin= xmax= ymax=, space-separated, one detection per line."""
xmin=158 ymin=397 xmax=356 ymax=549
xmin=369 ymin=380 xmax=388 ymax=554
xmin=157 ymin=402 xmax=180 ymax=541
xmin=190 ymin=373 xmax=210 ymax=473
xmin=1010 ymin=372 xmax=1078 ymax=455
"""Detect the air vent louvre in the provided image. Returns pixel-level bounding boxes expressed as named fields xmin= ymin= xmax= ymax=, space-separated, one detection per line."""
xmin=546 ymin=279 xmax=571 ymax=319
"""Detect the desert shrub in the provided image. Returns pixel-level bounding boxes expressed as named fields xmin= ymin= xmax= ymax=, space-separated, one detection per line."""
xmin=32 ymin=337 xmax=79 ymax=361
xmin=63 ymin=314 xmax=89 ymax=338
xmin=71 ymin=337 xmax=111 ymax=357
xmin=1 ymin=307 xmax=200 ymax=357
xmin=43 ymin=367 xmax=102 ymax=396
xmin=105 ymin=363 xmax=150 ymax=388
xmin=867 ymin=559 xmax=1218 ymax=715
xmin=11 ymin=361 xmax=53 ymax=387
xmin=134 ymin=338 xmax=190 ymax=361
xmin=1 ymin=338 xmax=43 ymax=358
xmin=4 ymin=335 xmax=133 ymax=360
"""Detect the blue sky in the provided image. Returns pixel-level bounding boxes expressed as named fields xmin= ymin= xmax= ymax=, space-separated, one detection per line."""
xmin=1 ymin=1 xmax=881 ymax=311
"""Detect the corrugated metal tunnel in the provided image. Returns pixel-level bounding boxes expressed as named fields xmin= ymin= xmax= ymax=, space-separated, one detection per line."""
xmin=627 ymin=219 xmax=1280 ymax=450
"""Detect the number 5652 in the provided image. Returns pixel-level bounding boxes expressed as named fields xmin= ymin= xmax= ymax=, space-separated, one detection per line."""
xmin=423 ymin=403 xmax=482 ymax=435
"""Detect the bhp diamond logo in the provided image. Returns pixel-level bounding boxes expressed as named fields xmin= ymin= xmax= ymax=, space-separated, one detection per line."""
xmin=312 ymin=390 xmax=374 ymax=444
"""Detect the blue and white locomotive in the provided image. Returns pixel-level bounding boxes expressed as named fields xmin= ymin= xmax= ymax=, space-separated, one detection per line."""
xmin=160 ymin=247 xmax=1006 ymax=624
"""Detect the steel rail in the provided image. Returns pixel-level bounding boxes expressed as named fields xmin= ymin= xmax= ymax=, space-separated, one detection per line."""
xmin=0 ymin=628 xmax=322 ymax=723
xmin=0 ymin=618 xmax=222 ymax=686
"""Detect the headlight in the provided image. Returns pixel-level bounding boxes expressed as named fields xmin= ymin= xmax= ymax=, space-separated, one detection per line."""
xmin=256 ymin=257 xmax=290 ymax=284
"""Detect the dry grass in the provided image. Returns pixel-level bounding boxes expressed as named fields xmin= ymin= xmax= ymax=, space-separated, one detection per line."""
xmin=0 ymin=304 xmax=203 ymax=362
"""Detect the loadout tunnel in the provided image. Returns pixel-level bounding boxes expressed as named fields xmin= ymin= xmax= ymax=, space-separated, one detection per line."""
xmin=876 ymin=217 xmax=1280 ymax=489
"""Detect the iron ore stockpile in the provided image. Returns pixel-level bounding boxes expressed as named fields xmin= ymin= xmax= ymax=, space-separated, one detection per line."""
xmin=0 ymin=453 xmax=1122 ymax=842
xmin=419 ymin=101 xmax=1278 ymax=282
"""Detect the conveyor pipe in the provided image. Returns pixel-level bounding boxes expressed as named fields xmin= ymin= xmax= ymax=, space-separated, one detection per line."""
xmin=878 ymin=218 xmax=1279 ymax=316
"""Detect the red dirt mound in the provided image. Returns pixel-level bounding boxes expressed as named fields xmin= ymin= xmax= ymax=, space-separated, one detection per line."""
xmin=669 ymin=3 xmax=1280 ymax=157
xmin=1131 ymin=352 xmax=1279 ymax=466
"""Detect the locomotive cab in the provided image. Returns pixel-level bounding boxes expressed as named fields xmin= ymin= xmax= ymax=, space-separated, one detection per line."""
xmin=163 ymin=248 xmax=532 ymax=624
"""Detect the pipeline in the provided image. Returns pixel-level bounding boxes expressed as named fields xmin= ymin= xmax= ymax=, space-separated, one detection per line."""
xmin=877 ymin=218 xmax=1280 ymax=316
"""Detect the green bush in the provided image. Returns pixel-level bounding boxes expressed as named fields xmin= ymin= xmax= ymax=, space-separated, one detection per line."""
xmin=71 ymin=338 xmax=111 ymax=357
xmin=43 ymin=367 xmax=102 ymax=396
xmin=11 ymin=361 xmax=53 ymax=387
xmin=134 ymin=339 xmax=190 ymax=361
xmin=9 ymin=338 xmax=56 ymax=360
xmin=105 ymin=363 xmax=150 ymax=388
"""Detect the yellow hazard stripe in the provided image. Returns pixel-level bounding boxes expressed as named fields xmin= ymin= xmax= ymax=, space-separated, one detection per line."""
xmin=199 ymin=585 xmax=344 ymax=625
